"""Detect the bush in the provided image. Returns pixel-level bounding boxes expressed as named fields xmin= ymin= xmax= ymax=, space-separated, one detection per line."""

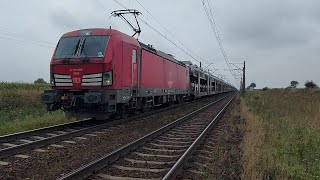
xmin=290 ymin=81 xmax=299 ymax=88
xmin=262 ymin=87 xmax=269 ymax=91
xmin=34 ymin=78 xmax=47 ymax=84
xmin=305 ymin=81 xmax=318 ymax=88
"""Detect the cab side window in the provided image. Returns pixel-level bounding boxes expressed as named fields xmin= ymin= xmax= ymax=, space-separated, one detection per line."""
xmin=132 ymin=49 xmax=137 ymax=63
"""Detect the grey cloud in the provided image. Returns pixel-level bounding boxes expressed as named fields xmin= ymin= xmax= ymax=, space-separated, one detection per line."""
xmin=222 ymin=0 xmax=319 ymax=49
xmin=0 ymin=0 xmax=319 ymax=88
xmin=50 ymin=8 xmax=81 ymax=30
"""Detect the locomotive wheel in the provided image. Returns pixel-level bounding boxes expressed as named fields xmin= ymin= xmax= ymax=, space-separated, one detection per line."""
xmin=166 ymin=96 xmax=174 ymax=107
xmin=175 ymin=95 xmax=182 ymax=104
xmin=167 ymin=100 xmax=174 ymax=107
xmin=114 ymin=104 xmax=130 ymax=119
xmin=141 ymin=100 xmax=153 ymax=113
xmin=140 ymin=102 xmax=149 ymax=113
xmin=119 ymin=104 xmax=130 ymax=119
xmin=180 ymin=96 xmax=185 ymax=103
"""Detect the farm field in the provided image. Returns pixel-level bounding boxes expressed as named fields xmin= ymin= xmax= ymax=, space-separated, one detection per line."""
xmin=0 ymin=82 xmax=72 ymax=135
xmin=241 ymin=89 xmax=320 ymax=179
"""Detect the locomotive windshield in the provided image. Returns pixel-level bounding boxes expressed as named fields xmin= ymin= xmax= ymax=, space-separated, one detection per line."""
xmin=54 ymin=35 xmax=110 ymax=59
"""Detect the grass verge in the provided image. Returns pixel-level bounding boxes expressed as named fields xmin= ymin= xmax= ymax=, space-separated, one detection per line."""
xmin=241 ymin=89 xmax=320 ymax=179
xmin=0 ymin=82 xmax=73 ymax=136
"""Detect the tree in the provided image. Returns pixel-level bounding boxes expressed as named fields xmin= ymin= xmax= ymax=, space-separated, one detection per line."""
xmin=262 ymin=87 xmax=269 ymax=91
xmin=249 ymin=82 xmax=256 ymax=88
xmin=305 ymin=80 xmax=318 ymax=88
xmin=34 ymin=78 xmax=47 ymax=84
xmin=246 ymin=82 xmax=257 ymax=90
xmin=290 ymin=81 xmax=299 ymax=88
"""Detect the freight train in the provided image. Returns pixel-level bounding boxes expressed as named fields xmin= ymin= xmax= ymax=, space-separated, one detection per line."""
xmin=41 ymin=28 xmax=236 ymax=120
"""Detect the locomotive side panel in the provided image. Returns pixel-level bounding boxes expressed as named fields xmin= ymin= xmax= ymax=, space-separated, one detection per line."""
xmin=140 ymin=50 xmax=165 ymax=89
xmin=121 ymin=41 xmax=132 ymax=88
xmin=119 ymin=36 xmax=141 ymax=89
xmin=164 ymin=59 xmax=179 ymax=89
xmin=111 ymin=35 xmax=123 ymax=90
xmin=177 ymin=65 xmax=189 ymax=90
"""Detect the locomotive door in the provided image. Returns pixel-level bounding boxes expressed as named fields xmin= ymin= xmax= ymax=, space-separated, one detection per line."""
xmin=131 ymin=48 xmax=139 ymax=88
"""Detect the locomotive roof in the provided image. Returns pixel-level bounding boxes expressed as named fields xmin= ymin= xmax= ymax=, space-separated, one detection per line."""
xmin=62 ymin=28 xmax=186 ymax=67
xmin=139 ymin=42 xmax=186 ymax=66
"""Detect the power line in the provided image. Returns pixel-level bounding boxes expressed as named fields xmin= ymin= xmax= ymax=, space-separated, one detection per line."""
xmin=111 ymin=0 xmax=236 ymax=86
xmin=113 ymin=0 xmax=127 ymax=9
xmin=138 ymin=17 xmax=202 ymax=64
xmin=201 ymin=0 xmax=238 ymax=85
xmin=202 ymin=1 xmax=231 ymax=69
xmin=203 ymin=0 xmax=236 ymax=80
xmin=112 ymin=0 xmax=215 ymax=70
xmin=0 ymin=35 xmax=55 ymax=48
xmin=0 ymin=28 xmax=56 ymax=48
xmin=133 ymin=0 xmax=211 ymax=65
xmin=111 ymin=0 xmax=197 ymax=62
xmin=135 ymin=0 xmax=174 ymax=38
xmin=0 ymin=29 xmax=55 ymax=45
xmin=0 ymin=32 xmax=55 ymax=47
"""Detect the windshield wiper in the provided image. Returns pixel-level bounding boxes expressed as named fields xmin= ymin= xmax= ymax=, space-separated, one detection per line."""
xmin=80 ymin=38 xmax=90 ymax=63
xmin=62 ymin=39 xmax=81 ymax=63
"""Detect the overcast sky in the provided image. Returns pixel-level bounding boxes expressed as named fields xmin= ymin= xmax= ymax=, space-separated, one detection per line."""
xmin=0 ymin=0 xmax=319 ymax=88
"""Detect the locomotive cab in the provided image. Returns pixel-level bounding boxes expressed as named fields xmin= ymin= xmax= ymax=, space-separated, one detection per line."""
xmin=42 ymin=28 xmax=141 ymax=120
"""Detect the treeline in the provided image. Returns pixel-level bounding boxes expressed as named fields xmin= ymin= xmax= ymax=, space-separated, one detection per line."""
xmin=288 ymin=80 xmax=318 ymax=88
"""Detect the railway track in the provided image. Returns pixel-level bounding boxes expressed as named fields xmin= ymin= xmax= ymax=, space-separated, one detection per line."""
xmin=0 ymin=93 xmax=229 ymax=160
xmin=58 ymin=93 xmax=236 ymax=180
xmin=182 ymin=119 xmax=232 ymax=179
xmin=0 ymin=118 xmax=104 ymax=159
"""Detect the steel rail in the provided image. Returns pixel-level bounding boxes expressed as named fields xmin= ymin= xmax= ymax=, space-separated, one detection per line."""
xmin=0 ymin=119 xmax=118 ymax=159
xmin=0 ymin=92 xmax=230 ymax=159
xmin=163 ymin=93 xmax=237 ymax=180
xmin=57 ymin=93 xmax=234 ymax=180
xmin=0 ymin=118 xmax=95 ymax=143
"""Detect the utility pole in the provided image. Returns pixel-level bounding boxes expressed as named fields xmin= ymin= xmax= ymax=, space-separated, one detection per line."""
xmin=229 ymin=61 xmax=246 ymax=92
xmin=242 ymin=61 xmax=245 ymax=93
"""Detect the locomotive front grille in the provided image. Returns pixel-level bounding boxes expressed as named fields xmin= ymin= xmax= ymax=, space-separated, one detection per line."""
xmin=53 ymin=73 xmax=103 ymax=87
xmin=54 ymin=74 xmax=72 ymax=86
xmin=82 ymin=73 xmax=102 ymax=86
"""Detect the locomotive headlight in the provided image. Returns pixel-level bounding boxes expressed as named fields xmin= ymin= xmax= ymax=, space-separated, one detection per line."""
xmin=50 ymin=74 xmax=54 ymax=85
xmin=103 ymin=71 xmax=113 ymax=86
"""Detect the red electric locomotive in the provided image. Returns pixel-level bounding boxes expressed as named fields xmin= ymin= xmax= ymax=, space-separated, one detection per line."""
xmin=42 ymin=28 xmax=189 ymax=119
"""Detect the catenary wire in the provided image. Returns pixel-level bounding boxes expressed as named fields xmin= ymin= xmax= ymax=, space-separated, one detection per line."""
xmin=133 ymin=0 xmax=212 ymax=65
xmin=0 ymin=35 xmax=55 ymax=48
xmin=112 ymin=0 xmax=218 ymax=73
xmin=201 ymin=0 xmax=239 ymax=85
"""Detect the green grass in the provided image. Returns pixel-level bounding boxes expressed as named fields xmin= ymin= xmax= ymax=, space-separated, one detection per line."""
xmin=241 ymin=89 xmax=320 ymax=179
xmin=0 ymin=82 xmax=73 ymax=136
xmin=0 ymin=82 xmax=50 ymax=91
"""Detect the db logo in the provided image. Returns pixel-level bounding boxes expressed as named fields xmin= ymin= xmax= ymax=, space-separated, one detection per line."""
xmin=73 ymin=78 xmax=81 ymax=83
